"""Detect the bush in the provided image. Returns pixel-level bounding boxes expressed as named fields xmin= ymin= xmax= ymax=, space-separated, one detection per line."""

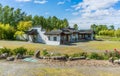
xmin=70 ymin=52 xmax=87 ymax=58
xmin=27 ymin=50 xmax=34 ymax=56
xmin=41 ymin=49 xmax=49 ymax=56
xmin=89 ymin=52 xmax=104 ymax=60
xmin=63 ymin=54 xmax=69 ymax=58
xmin=13 ymin=47 xmax=27 ymax=55
xmin=0 ymin=47 xmax=12 ymax=55
xmin=104 ymin=49 xmax=120 ymax=59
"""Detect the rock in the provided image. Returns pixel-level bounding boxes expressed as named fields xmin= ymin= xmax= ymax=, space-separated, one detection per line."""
xmin=0 ymin=53 xmax=8 ymax=59
xmin=34 ymin=50 xmax=40 ymax=58
xmin=51 ymin=56 xmax=67 ymax=61
xmin=69 ymin=56 xmax=86 ymax=61
xmin=16 ymin=53 xmax=23 ymax=59
xmin=80 ymin=56 xmax=86 ymax=59
xmin=6 ymin=57 xmax=14 ymax=61
xmin=86 ymin=58 xmax=90 ymax=60
xmin=114 ymin=59 xmax=120 ymax=64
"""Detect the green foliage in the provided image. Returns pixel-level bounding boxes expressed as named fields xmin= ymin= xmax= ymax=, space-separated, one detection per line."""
xmin=27 ymin=50 xmax=34 ymax=56
xmin=73 ymin=24 xmax=78 ymax=30
xmin=0 ymin=4 xmax=69 ymax=40
xmin=89 ymin=52 xmax=104 ymax=60
xmin=45 ymin=16 xmax=69 ymax=31
xmin=0 ymin=47 xmax=12 ymax=55
xmin=0 ymin=5 xmax=26 ymax=27
xmin=63 ymin=54 xmax=69 ymax=58
xmin=41 ymin=49 xmax=49 ymax=56
xmin=91 ymin=24 xmax=108 ymax=35
xmin=14 ymin=31 xmax=25 ymax=39
xmin=99 ymin=30 xmax=115 ymax=37
xmin=0 ymin=23 xmax=15 ymax=40
xmin=70 ymin=52 xmax=87 ymax=58
xmin=115 ymin=29 xmax=120 ymax=37
xmin=17 ymin=21 xmax=32 ymax=31
xmin=91 ymin=24 xmax=120 ymax=39
xmin=109 ymin=25 xmax=115 ymax=30
xmin=13 ymin=47 xmax=27 ymax=55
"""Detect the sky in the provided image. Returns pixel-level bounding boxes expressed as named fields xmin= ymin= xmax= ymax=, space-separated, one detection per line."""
xmin=0 ymin=0 xmax=120 ymax=29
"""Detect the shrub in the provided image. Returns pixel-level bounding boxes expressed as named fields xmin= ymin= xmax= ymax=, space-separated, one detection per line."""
xmin=63 ymin=54 xmax=69 ymax=58
xmin=104 ymin=49 xmax=120 ymax=58
xmin=27 ymin=50 xmax=34 ymax=56
xmin=70 ymin=52 xmax=87 ymax=58
xmin=89 ymin=52 xmax=104 ymax=60
xmin=0 ymin=47 xmax=12 ymax=55
xmin=41 ymin=49 xmax=49 ymax=56
xmin=13 ymin=47 xmax=27 ymax=55
xmin=50 ymin=53 xmax=62 ymax=56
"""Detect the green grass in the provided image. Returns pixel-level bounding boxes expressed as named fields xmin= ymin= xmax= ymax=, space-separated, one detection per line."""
xmin=30 ymin=68 xmax=84 ymax=76
xmin=14 ymin=67 xmax=120 ymax=76
xmin=86 ymin=41 xmax=120 ymax=51
xmin=0 ymin=40 xmax=119 ymax=54
xmin=96 ymin=36 xmax=120 ymax=41
xmin=0 ymin=40 xmax=83 ymax=54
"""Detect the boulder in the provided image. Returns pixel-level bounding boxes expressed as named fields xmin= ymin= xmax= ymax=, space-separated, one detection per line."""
xmin=69 ymin=56 xmax=86 ymax=61
xmin=34 ymin=50 xmax=40 ymax=58
xmin=0 ymin=53 xmax=8 ymax=59
xmin=16 ymin=53 xmax=23 ymax=59
xmin=6 ymin=57 xmax=14 ymax=61
xmin=114 ymin=59 xmax=120 ymax=64
xmin=51 ymin=56 xmax=67 ymax=61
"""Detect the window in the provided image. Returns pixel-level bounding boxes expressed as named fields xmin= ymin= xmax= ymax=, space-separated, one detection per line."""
xmin=53 ymin=37 xmax=57 ymax=41
xmin=48 ymin=36 xmax=50 ymax=40
xmin=88 ymin=35 xmax=91 ymax=38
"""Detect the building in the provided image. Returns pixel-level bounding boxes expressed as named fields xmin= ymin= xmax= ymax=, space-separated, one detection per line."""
xmin=25 ymin=27 xmax=94 ymax=45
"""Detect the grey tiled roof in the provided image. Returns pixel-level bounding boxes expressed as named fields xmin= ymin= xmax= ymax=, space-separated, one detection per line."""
xmin=79 ymin=30 xmax=93 ymax=34
xmin=26 ymin=29 xmax=38 ymax=35
xmin=44 ymin=30 xmax=62 ymax=35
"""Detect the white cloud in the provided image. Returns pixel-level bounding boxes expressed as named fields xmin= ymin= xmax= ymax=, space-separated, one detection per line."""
xmin=57 ymin=1 xmax=65 ymax=5
xmin=69 ymin=0 xmax=120 ymax=29
xmin=65 ymin=8 xmax=73 ymax=12
xmin=57 ymin=0 xmax=71 ymax=5
xmin=72 ymin=12 xmax=79 ymax=15
xmin=69 ymin=16 xmax=120 ymax=29
xmin=34 ymin=0 xmax=48 ymax=4
xmin=15 ymin=0 xmax=31 ymax=2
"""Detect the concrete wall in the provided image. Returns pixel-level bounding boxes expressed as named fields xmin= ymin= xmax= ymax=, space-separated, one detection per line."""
xmin=47 ymin=35 xmax=60 ymax=41
xmin=46 ymin=41 xmax=60 ymax=45
xmin=16 ymin=34 xmax=28 ymax=41
xmin=45 ymin=35 xmax=61 ymax=45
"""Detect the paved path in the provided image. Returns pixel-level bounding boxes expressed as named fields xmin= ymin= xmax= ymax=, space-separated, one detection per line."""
xmin=0 ymin=60 xmax=120 ymax=76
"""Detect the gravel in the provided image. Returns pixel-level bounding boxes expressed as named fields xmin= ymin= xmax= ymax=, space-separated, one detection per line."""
xmin=0 ymin=59 xmax=120 ymax=76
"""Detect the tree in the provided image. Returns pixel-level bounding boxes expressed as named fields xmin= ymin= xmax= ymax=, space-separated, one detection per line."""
xmin=0 ymin=23 xmax=15 ymax=40
xmin=0 ymin=4 xmax=70 ymax=40
xmin=109 ymin=25 xmax=115 ymax=30
xmin=63 ymin=18 xmax=69 ymax=28
xmin=91 ymin=24 xmax=108 ymax=35
xmin=115 ymin=29 xmax=120 ymax=37
xmin=17 ymin=21 xmax=32 ymax=31
xmin=73 ymin=24 xmax=78 ymax=30
xmin=24 ymin=15 xmax=32 ymax=21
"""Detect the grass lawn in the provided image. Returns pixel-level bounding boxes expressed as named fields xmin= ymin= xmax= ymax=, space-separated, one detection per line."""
xmin=0 ymin=40 xmax=120 ymax=54
xmin=96 ymin=36 xmax=120 ymax=41
xmin=85 ymin=41 xmax=120 ymax=51
xmin=0 ymin=40 xmax=83 ymax=54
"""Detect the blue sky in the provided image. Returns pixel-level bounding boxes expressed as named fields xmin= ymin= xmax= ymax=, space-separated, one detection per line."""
xmin=0 ymin=0 xmax=120 ymax=29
